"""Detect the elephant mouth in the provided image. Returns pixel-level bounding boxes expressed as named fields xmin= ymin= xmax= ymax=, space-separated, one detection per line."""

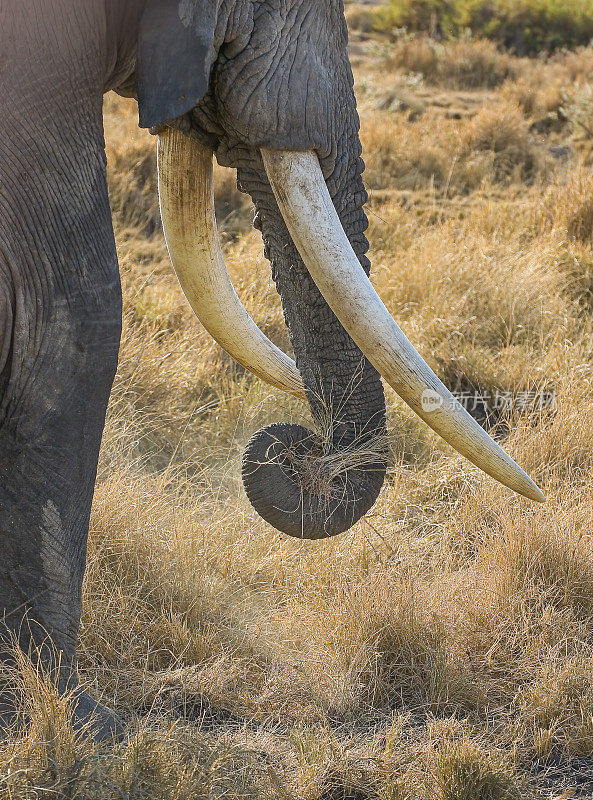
xmin=156 ymin=127 xmax=544 ymax=539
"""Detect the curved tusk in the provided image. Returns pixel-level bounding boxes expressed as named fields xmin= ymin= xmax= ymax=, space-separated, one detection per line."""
xmin=156 ymin=128 xmax=305 ymax=399
xmin=261 ymin=148 xmax=545 ymax=503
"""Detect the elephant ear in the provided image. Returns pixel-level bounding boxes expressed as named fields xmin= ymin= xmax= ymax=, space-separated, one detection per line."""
xmin=136 ymin=0 xmax=217 ymax=129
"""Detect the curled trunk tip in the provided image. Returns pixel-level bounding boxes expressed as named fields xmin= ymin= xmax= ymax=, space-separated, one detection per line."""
xmin=242 ymin=423 xmax=387 ymax=540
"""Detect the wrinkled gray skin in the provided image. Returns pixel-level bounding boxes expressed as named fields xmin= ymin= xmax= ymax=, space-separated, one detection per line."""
xmin=0 ymin=0 xmax=386 ymax=736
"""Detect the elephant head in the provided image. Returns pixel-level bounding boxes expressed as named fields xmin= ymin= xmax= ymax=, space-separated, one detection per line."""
xmin=134 ymin=0 xmax=544 ymax=539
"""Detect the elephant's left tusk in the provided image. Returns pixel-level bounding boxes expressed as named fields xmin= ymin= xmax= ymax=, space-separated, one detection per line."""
xmin=261 ymin=147 xmax=545 ymax=503
xmin=157 ymin=128 xmax=305 ymax=399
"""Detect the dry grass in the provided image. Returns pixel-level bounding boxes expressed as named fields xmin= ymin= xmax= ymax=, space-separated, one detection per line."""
xmin=360 ymin=98 xmax=552 ymax=193
xmin=458 ymin=100 xmax=549 ymax=183
xmin=389 ymin=36 xmax=519 ymax=90
xmin=536 ymin=166 xmax=593 ymax=243
xmin=6 ymin=32 xmax=593 ymax=800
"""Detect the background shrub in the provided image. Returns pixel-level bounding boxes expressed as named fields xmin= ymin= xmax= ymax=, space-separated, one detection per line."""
xmin=376 ymin=0 xmax=593 ymax=54
xmin=374 ymin=0 xmax=463 ymax=38
xmin=464 ymin=0 xmax=593 ymax=54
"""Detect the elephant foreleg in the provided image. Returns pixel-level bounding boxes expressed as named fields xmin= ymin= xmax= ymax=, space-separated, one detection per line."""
xmin=0 ymin=240 xmax=122 ymax=735
xmin=0 ymin=0 xmax=125 ymax=739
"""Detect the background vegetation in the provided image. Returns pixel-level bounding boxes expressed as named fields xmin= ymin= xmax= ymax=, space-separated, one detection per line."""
xmin=5 ymin=2 xmax=593 ymax=798
xmin=370 ymin=0 xmax=593 ymax=53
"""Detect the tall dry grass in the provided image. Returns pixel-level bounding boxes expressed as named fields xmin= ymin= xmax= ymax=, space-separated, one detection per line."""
xmin=388 ymin=36 xmax=519 ymax=89
xmin=5 ymin=40 xmax=593 ymax=800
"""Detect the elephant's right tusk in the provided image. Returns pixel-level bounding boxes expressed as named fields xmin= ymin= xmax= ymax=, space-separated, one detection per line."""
xmin=261 ymin=148 xmax=545 ymax=503
xmin=157 ymin=128 xmax=305 ymax=399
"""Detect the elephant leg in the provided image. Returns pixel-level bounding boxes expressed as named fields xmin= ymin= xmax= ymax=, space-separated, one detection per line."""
xmin=0 ymin=245 xmax=122 ymax=738
xmin=0 ymin=0 xmax=127 ymax=740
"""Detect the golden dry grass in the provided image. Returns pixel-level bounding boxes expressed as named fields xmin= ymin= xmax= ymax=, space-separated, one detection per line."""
xmin=6 ymin=28 xmax=593 ymax=800
xmin=387 ymin=36 xmax=519 ymax=90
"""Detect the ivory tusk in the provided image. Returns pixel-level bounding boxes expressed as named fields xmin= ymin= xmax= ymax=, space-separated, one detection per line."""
xmin=261 ymin=148 xmax=545 ymax=503
xmin=157 ymin=128 xmax=305 ymax=399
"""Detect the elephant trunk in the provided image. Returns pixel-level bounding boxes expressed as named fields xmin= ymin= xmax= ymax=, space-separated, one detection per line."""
xmin=239 ymin=148 xmax=388 ymax=539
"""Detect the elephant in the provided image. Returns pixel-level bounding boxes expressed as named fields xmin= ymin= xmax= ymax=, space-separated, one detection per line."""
xmin=0 ymin=0 xmax=544 ymax=736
